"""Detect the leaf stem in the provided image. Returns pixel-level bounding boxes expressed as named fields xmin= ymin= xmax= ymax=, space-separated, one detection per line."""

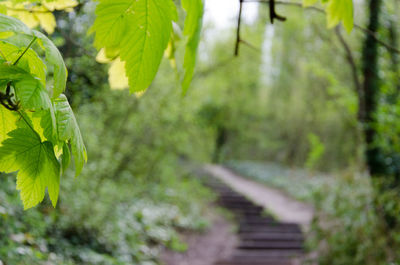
xmin=13 ymin=37 xmax=38 ymax=66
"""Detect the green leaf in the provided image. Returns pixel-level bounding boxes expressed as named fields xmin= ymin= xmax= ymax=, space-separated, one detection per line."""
xmin=54 ymin=94 xmax=87 ymax=176
xmin=0 ymin=13 xmax=32 ymax=36
xmin=0 ymin=63 xmax=30 ymax=89
xmin=33 ymin=30 xmax=67 ymax=98
xmin=61 ymin=142 xmax=71 ymax=174
xmin=0 ymin=105 xmax=18 ymax=145
xmin=326 ymin=0 xmax=353 ymax=33
xmin=0 ymin=128 xmax=60 ymax=209
xmin=0 ymin=64 xmax=51 ymax=110
xmin=0 ymin=40 xmax=47 ymax=85
xmin=15 ymin=78 xmax=52 ymax=110
xmin=91 ymin=0 xmax=175 ymax=92
xmin=303 ymin=0 xmax=318 ymax=6
xmin=0 ymin=14 xmax=67 ymax=97
xmin=181 ymin=0 xmax=204 ymax=94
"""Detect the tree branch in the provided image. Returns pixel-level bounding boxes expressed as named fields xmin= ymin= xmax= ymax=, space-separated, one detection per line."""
xmin=269 ymin=0 xmax=287 ymax=23
xmin=235 ymin=0 xmax=244 ymax=56
xmin=335 ymin=26 xmax=364 ymax=121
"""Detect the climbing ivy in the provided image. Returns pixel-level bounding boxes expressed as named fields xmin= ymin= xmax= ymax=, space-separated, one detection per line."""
xmin=0 ymin=0 xmax=353 ymax=209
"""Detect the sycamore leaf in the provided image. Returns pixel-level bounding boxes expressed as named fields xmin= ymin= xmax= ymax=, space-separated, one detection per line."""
xmin=33 ymin=30 xmax=67 ymax=98
xmin=0 ymin=128 xmax=60 ymax=209
xmin=1 ymin=2 xmax=56 ymax=34
xmin=54 ymin=94 xmax=87 ymax=176
xmin=43 ymin=0 xmax=79 ymax=12
xmin=27 ymin=107 xmax=57 ymax=143
xmin=0 ymin=40 xmax=47 ymax=85
xmin=0 ymin=64 xmax=51 ymax=110
xmin=326 ymin=0 xmax=353 ymax=33
xmin=0 ymin=105 xmax=18 ymax=145
xmin=0 ymin=13 xmax=32 ymax=35
xmin=0 ymin=0 xmax=77 ymax=34
xmin=14 ymin=74 xmax=52 ymax=110
xmin=303 ymin=0 xmax=319 ymax=7
xmin=61 ymin=142 xmax=71 ymax=174
xmin=95 ymin=48 xmax=112 ymax=63
xmin=181 ymin=0 xmax=204 ymax=94
xmin=35 ymin=11 xmax=56 ymax=34
xmin=0 ymin=63 xmax=31 ymax=91
xmin=0 ymin=14 xmax=67 ymax=97
xmin=91 ymin=0 xmax=175 ymax=92
xmin=108 ymin=57 xmax=129 ymax=90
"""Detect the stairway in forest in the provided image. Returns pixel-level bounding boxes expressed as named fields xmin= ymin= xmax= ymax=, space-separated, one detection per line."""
xmin=204 ymin=176 xmax=304 ymax=265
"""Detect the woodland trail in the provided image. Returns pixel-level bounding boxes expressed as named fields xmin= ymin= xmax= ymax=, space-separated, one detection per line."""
xmin=204 ymin=165 xmax=314 ymax=228
xmin=203 ymin=165 xmax=315 ymax=265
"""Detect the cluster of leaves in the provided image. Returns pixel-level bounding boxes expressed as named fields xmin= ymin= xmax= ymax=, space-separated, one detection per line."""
xmin=0 ymin=14 xmax=86 ymax=209
xmin=90 ymin=0 xmax=204 ymax=94
xmin=0 ymin=0 xmax=79 ymax=34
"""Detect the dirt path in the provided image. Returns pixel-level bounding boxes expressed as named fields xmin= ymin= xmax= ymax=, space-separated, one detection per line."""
xmin=204 ymin=165 xmax=314 ymax=228
xmin=160 ymin=211 xmax=238 ymax=265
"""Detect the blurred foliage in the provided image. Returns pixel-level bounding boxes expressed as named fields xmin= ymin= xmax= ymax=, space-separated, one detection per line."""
xmin=0 ymin=84 xmax=214 ymax=264
xmin=0 ymin=2 xmax=215 ymax=264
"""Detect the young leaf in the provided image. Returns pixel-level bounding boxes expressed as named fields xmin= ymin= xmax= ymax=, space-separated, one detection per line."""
xmin=108 ymin=57 xmax=129 ymax=90
xmin=54 ymin=94 xmax=87 ymax=176
xmin=303 ymin=0 xmax=319 ymax=7
xmin=0 ymin=128 xmax=60 ymax=209
xmin=0 ymin=106 xmax=18 ymax=144
xmin=61 ymin=142 xmax=71 ymax=174
xmin=33 ymin=30 xmax=67 ymax=98
xmin=91 ymin=0 xmax=175 ymax=92
xmin=181 ymin=0 xmax=204 ymax=94
xmin=326 ymin=0 xmax=353 ymax=33
xmin=0 ymin=40 xmax=47 ymax=85
xmin=0 ymin=14 xmax=68 ymax=97
xmin=15 ymin=78 xmax=52 ymax=110
xmin=0 ymin=63 xmax=31 ymax=92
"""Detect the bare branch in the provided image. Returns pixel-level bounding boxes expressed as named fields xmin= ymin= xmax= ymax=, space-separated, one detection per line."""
xmin=335 ymin=26 xmax=364 ymax=121
xmin=269 ymin=0 xmax=287 ymax=23
xmin=235 ymin=0 xmax=244 ymax=56
xmin=240 ymin=39 xmax=262 ymax=53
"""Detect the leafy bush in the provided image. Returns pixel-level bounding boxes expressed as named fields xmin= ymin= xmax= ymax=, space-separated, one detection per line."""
xmin=0 ymin=85 xmax=215 ymax=265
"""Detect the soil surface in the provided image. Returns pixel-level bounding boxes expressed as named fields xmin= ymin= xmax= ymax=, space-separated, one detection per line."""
xmin=204 ymin=165 xmax=314 ymax=228
xmin=160 ymin=211 xmax=238 ymax=265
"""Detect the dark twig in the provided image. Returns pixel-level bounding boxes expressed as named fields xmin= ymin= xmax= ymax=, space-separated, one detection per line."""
xmin=0 ymin=83 xmax=19 ymax=111
xmin=269 ymin=0 xmax=287 ymax=23
xmin=195 ymin=57 xmax=234 ymax=78
xmin=235 ymin=0 xmax=244 ymax=56
xmin=240 ymin=39 xmax=262 ymax=53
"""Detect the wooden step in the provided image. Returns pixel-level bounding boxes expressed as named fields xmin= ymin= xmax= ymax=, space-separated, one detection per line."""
xmin=232 ymin=249 xmax=303 ymax=259
xmin=215 ymin=260 xmax=293 ymax=265
xmin=239 ymin=225 xmax=301 ymax=234
xmin=238 ymin=240 xmax=303 ymax=250
xmin=207 ymin=174 xmax=305 ymax=265
xmin=239 ymin=232 xmax=304 ymax=241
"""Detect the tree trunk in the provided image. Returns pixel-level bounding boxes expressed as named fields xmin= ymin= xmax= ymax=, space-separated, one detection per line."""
xmin=361 ymin=0 xmax=385 ymax=176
